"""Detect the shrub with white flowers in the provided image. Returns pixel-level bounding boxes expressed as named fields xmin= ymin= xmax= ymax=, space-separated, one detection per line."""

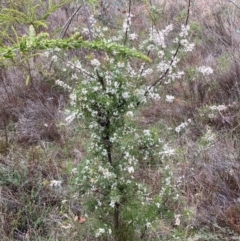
xmin=55 ymin=2 xmax=199 ymax=238
xmin=49 ymin=1 xmax=205 ymax=239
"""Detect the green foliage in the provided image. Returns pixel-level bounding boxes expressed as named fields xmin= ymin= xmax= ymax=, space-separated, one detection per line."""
xmin=217 ymin=53 xmax=230 ymax=71
xmin=0 ymin=27 xmax=151 ymax=62
xmin=0 ymin=0 xmax=70 ymax=26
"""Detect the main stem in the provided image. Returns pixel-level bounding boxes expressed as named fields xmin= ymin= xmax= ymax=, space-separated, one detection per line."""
xmin=102 ymin=118 xmax=120 ymax=233
xmin=104 ymin=117 xmax=112 ymax=165
xmin=114 ymin=202 xmax=120 ymax=231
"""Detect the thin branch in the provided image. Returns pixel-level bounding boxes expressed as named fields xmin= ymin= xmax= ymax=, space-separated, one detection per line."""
xmin=140 ymin=225 xmax=147 ymax=239
xmin=123 ymin=0 xmax=132 ymax=46
xmin=143 ymin=0 xmax=192 ymax=98
xmin=227 ymin=0 xmax=240 ymax=10
xmin=56 ymin=54 xmax=94 ymax=78
xmin=185 ymin=0 xmax=191 ymax=25
xmin=59 ymin=5 xmax=82 ymax=39
xmin=82 ymin=0 xmax=93 ymax=41
xmin=146 ymin=45 xmax=180 ymax=93
xmin=48 ymin=5 xmax=82 ymax=71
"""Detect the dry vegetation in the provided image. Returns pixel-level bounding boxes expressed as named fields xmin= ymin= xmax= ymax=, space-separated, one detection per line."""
xmin=1 ymin=0 xmax=240 ymax=240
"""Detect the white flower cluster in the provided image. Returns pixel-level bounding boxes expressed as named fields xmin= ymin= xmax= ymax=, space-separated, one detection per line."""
xmin=174 ymin=214 xmax=181 ymax=226
xmin=157 ymin=62 xmax=170 ymax=73
xmin=65 ymin=111 xmax=77 ymax=124
xmin=148 ymin=89 xmax=160 ymax=100
xmin=95 ymin=227 xmax=112 ymax=237
xmin=49 ymin=180 xmax=62 ymax=187
xmin=165 ymin=95 xmax=175 ymax=103
xmin=159 ymin=144 xmax=175 ymax=157
xmin=55 ymin=79 xmax=72 ymax=91
xmin=180 ymin=39 xmax=195 ymax=52
xmin=69 ymin=91 xmax=77 ymax=106
xmin=197 ymin=66 xmax=214 ymax=75
xmin=209 ymin=104 xmax=227 ymax=111
xmin=98 ymin=166 xmax=116 ymax=179
xmin=91 ymin=59 xmax=101 ymax=68
xmin=142 ymin=68 xmax=153 ymax=77
xmin=125 ymin=111 xmax=134 ymax=118
xmin=129 ymin=33 xmax=138 ymax=40
xmin=123 ymin=13 xmax=134 ymax=32
xmin=149 ymin=24 xmax=173 ymax=49
xmin=95 ymin=228 xmax=105 ymax=237
xmin=202 ymin=127 xmax=216 ymax=144
xmin=175 ymin=119 xmax=191 ymax=133
xmin=51 ymin=55 xmax=58 ymax=62
xmin=180 ymin=25 xmax=190 ymax=37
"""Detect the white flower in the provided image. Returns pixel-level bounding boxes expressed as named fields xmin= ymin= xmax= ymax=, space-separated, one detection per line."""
xmin=82 ymin=88 xmax=87 ymax=95
xmin=128 ymin=166 xmax=134 ymax=174
xmin=122 ymin=92 xmax=129 ymax=99
xmin=90 ymin=59 xmax=101 ymax=67
xmin=55 ymin=79 xmax=72 ymax=90
xmin=165 ymin=95 xmax=175 ymax=103
xmin=129 ymin=33 xmax=138 ymax=40
xmin=158 ymin=50 xmax=165 ymax=58
xmin=197 ymin=66 xmax=213 ymax=75
xmin=163 ymin=24 xmax=173 ymax=35
xmin=117 ymin=62 xmax=125 ymax=68
xmin=209 ymin=104 xmax=227 ymax=112
xmin=159 ymin=145 xmax=175 ymax=157
xmin=122 ymin=13 xmax=133 ymax=32
xmin=146 ymin=222 xmax=152 ymax=228
xmin=156 ymin=203 xmax=161 ymax=208
xmin=173 ymin=37 xmax=179 ymax=43
xmin=217 ymin=105 xmax=227 ymax=111
xmin=109 ymin=201 xmax=115 ymax=208
xmin=71 ymin=73 xmax=78 ymax=80
xmin=51 ymin=55 xmax=58 ymax=62
xmin=174 ymin=214 xmax=181 ymax=226
xmin=202 ymin=127 xmax=216 ymax=144
xmin=43 ymin=51 xmax=50 ymax=58
xmin=126 ymin=111 xmax=134 ymax=117
xmin=54 ymin=47 xmax=61 ymax=52
xmin=49 ymin=180 xmax=62 ymax=187
xmin=150 ymin=28 xmax=166 ymax=48
xmin=157 ymin=62 xmax=170 ymax=72
xmin=93 ymin=86 xmax=99 ymax=92
xmin=71 ymin=168 xmax=78 ymax=175
xmin=175 ymin=121 xmax=189 ymax=133
xmin=127 ymin=62 xmax=137 ymax=77
xmin=143 ymin=129 xmax=151 ymax=136
xmin=97 ymin=200 xmax=102 ymax=206
xmin=95 ymin=228 xmax=105 ymax=237
xmin=180 ymin=39 xmax=195 ymax=52
xmin=180 ymin=24 xmax=190 ymax=37
xmin=142 ymin=68 xmax=153 ymax=77
xmin=148 ymin=89 xmax=160 ymax=100
xmin=65 ymin=112 xmax=77 ymax=124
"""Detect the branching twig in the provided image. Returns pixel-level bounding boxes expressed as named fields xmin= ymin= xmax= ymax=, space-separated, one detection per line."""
xmin=49 ymin=4 xmax=82 ymax=71
xmin=143 ymin=0 xmax=192 ymax=98
xmin=82 ymin=0 xmax=93 ymax=41
xmin=59 ymin=5 xmax=82 ymax=39
xmin=227 ymin=0 xmax=240 ymax=10
xmin=123 ymin=0 xmax=132 ymax=46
